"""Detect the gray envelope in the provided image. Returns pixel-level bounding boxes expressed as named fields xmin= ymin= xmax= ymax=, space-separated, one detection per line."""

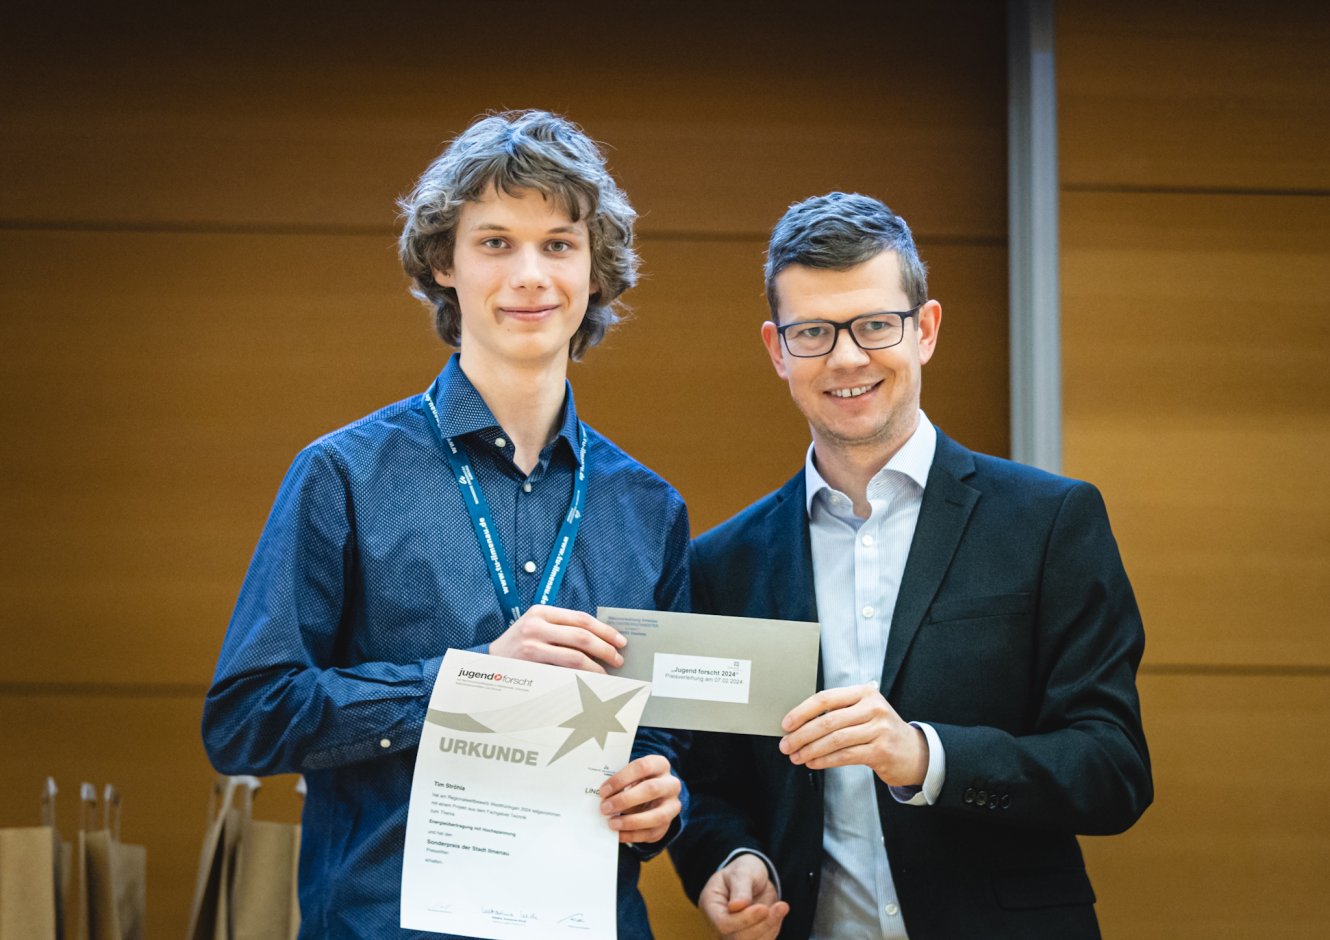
xmin=599 ymin=607 xmax=820 ymax=736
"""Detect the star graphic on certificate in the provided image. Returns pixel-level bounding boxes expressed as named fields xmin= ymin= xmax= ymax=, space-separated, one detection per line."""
xmin=548 ymin=677 xmax=642 ymax=765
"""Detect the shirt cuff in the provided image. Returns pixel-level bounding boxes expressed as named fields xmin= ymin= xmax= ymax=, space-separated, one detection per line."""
xmin=625 ymin=811 xmax=681 ymax=861
xmin=889 ymin=721 xmax=946 ymax=806
xmin=717 ymin=847 xmax=782 ymax=901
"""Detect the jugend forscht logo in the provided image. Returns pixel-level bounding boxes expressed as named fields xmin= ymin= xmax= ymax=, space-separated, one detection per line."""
xmin=457 ymin=667 xmax=534 ymax=689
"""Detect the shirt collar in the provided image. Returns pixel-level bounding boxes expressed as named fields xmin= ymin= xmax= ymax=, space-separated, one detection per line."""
xmin=424 ymin=353 xmax=583 ymax=464
xmin=804 ymin=410 xmax=937 ymax=515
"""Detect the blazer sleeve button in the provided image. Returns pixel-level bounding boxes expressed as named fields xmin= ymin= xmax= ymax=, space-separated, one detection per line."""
xmin=975 ymin=790 xmax=988 ymax=807
xmin=1001 ymin=794 xmax=1011 ymax=809
xmin=963 ymin=788 xmax=975 ymax=804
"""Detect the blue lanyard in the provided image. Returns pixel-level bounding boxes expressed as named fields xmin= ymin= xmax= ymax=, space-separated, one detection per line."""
xmin=422 ymin=392 xmax=587 ymax=626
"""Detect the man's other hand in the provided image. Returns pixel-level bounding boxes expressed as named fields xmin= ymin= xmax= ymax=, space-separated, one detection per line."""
xmin=698 ymin=853 xmax=789 ymax=940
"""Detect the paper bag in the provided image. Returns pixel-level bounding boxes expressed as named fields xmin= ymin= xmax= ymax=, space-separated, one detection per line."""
xmin=98 ymin=786 xmax=146 ymax=940
xmin=68 ymin=782 xmax=147 ymax=940
xmin=0 ymin=778 xmax=61 ymax=940
xmin=230 ymin=817 xmax=300 ymax=940
xmin=186 ymin=775 xmax=301 ymax=940
xmin=185 ymin=776 xmax=245 ymax=940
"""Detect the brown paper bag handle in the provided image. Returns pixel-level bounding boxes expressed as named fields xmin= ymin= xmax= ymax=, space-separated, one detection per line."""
xmin=37 ymin=778 xmax=66 ymax=940
xmin=203 ymin=774 xmax=258 ymax=826
xmin=234 ymin=776 xmax=261 ymax=823
xmin=102 ymin=784 xmax=122 ymax=843
xmin=41 ymin=776 xmax=58 ymax=828
xmin=205 ymin=775 xmax=227 ymax=825
xmin=79 ymin=781 xmax=99 ymax=833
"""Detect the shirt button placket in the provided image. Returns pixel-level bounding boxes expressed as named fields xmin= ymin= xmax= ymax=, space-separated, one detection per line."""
xmin=514 ymin=474 xmax=534 ymax=593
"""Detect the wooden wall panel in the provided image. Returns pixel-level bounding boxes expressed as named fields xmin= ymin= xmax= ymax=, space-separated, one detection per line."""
xmin=640 ymin=857 xmax=711 ymax=939
xmin=0 ymin=2 xmax=1007 ymax=240
xmin=1082 ymin=673 xmax=1330 ymax=938
xmin=1060 ymin=3 xmax=1330 ymax=935
xmin=0 ymin=230 xmax=440 ymax=687
xmin=1062 ymin=192 xmax=1330 ymax=667
xmin=1059 ymin=0 xmax=1330 ymax=191
xmin=913 ymin=242 xmax=1010 ymax=460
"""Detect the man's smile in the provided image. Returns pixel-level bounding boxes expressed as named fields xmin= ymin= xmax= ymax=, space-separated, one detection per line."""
xmin=826 ymin=381 xmax=882 ymax=399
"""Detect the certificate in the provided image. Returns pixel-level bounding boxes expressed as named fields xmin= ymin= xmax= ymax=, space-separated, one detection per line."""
xmin=599 ymin=607 xmax=820 ymax=736
xmin=401 ymin=650 xmax=650 ymax=939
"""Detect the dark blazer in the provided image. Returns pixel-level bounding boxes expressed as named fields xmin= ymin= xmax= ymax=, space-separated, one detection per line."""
xmin=670 ymin=430 xmax=1152 ymax=939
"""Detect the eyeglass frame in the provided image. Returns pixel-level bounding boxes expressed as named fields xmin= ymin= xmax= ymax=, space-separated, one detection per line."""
xmin=773 ymin=304 xmax=924 ymax=358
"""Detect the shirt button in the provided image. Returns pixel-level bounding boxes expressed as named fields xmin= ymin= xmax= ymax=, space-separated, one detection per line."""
xmin=861 ymin=534 xmax=875 ymax=546
xmin=523 ymin=561 xmax=537 ymax=574
xmin=885 ymin=903 xmax=899 ymax=916
xmin=494 ymin=437 xmax=507 ymax=448
xmin=522 ymin=482 xmax=533 ymax=493
xmin=379 ymin=738 xmax=391 ymax=749
xmin=862 ymin=605 xmax=875 ymax=618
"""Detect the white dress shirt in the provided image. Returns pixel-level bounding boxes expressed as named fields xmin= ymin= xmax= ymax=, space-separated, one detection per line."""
xmin=805 ymin=411 xmax=945 ymax=940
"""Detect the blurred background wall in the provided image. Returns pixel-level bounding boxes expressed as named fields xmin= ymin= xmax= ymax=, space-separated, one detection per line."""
xmin=1059 ymin=3 xmax=1330 ymax=936
xmin=0 ymin=1 xmax=1325 ymax=937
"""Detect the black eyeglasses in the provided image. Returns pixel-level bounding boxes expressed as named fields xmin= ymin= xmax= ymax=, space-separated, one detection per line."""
xmin=775 ymin=306 xmax=923 ymax=358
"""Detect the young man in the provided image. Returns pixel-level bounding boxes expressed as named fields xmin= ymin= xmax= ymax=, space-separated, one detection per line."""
xmin=669 ymin=192 xmax=1152 ymax=939
xmin=203 ymin=110 xmax=689 ymax=939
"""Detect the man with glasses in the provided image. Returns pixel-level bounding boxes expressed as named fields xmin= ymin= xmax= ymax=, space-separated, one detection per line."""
xmin=669 ymin=192 xmax=1152 ymax=939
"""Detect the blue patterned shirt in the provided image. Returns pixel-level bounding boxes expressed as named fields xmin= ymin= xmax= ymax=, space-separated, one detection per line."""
xmin=203 ymin=354 xmax=691 ymax=939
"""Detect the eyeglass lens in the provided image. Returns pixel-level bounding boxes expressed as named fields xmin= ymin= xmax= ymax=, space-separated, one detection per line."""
xmin=783 ymin=313 xmax=906 ymax=356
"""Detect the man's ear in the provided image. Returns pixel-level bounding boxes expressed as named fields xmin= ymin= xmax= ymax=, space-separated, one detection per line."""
xmin=916 ymin=300 xmax=941 ymax=366
xmin=761 ymin=320 xmax=790 ymax=380
xmin=433 ymin=268 xmax=454 ymax=288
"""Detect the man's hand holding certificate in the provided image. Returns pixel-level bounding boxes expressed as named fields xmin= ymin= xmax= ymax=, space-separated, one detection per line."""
xmin=402 ymin=649 xmax=653 ymax=939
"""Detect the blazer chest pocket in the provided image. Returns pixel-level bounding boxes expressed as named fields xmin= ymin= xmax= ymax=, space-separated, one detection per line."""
xmin=927 ymin=592 xmax=1031 ymax=624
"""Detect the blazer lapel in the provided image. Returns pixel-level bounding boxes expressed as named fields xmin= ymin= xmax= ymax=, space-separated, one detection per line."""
xmin=762 ymin=471 xmax=824 ymax=796
xmin=755 ymin=471 xmax=819 ymax=625
xmin=880 ymin=430 xmax=979 ymax=697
